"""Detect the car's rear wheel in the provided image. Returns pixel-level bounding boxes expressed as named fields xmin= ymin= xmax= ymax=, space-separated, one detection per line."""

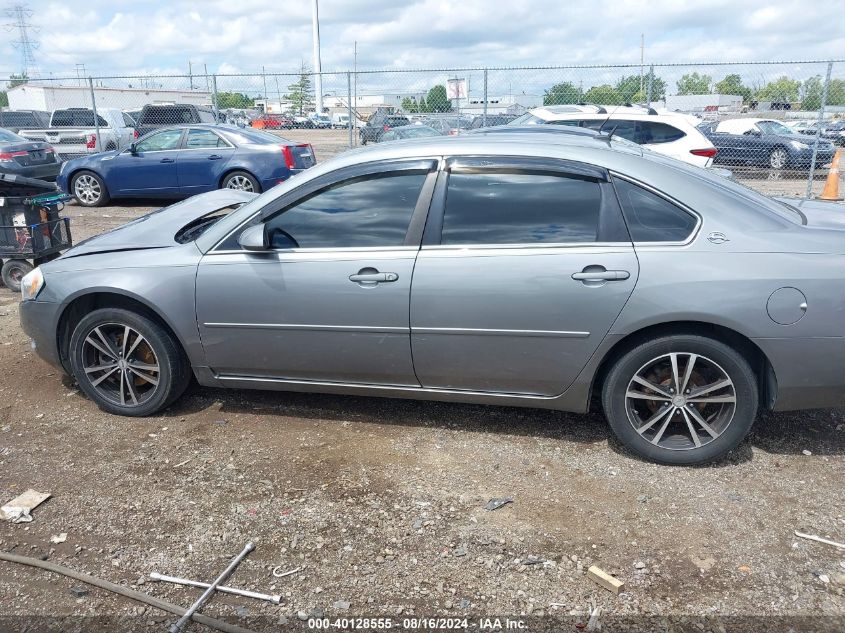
xmin=769 ymin=147 xmax=788 ymax=169
xmin=71 ymin=171 xmax=110 ymax=207
xmin=1 ymin=259 xmax=33 ymax=292
xmin=222 ymin=171 xmax=260 ymax=193
xmin=602 ymin=335 xmax=757 ymax=465
xmin=68 ymin=308 xmax=190 ymax=416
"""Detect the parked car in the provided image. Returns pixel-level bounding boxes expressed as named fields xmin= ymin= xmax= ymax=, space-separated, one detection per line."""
xmin=508 ymin=105 xmax=717 ymax=168
xmin=134 ymin=104 xmax=218 ymax=137
xmin=817 ymin=120 xmax=845 ymax=146
xmin=381 ymin=125 xmax=441 ymax=141
xmin=698 ymin=118 xmax=836 ymax=169
xmin=21 ymin=132 xmax=845 ymax=466
xmin=423 ymin=117 xmax=473 ymax=136
xmin=18 ymin=108 xmax=137 ymax=159
xmin=251 ymin=115 xmax=293 ymax=130
xmin=0 ymin=109 xmax=50 ymax=133
xmin=360 ymin=113 xmax=410 ymax=144
xmin=58 ymin=125 xmax=316 ymax=207
xmin=469 ymin=114 xmax=518 ymax=129
xmin=0 ymin=127 xmax=61 ymax=180
xmin=331 ymin=113 xmax=350 ymax=128
xmin=309 ymin=114 xmax=332 ymax=129
xmin=123 ymin=109 xmax=143 ymax=126
xmin=292 ymin=116 xmax=314 ymax=129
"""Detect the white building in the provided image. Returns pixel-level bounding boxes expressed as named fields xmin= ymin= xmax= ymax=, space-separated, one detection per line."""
xmin=663 ymin=94 xmax=744 ymax=115
xmin=7 ymin=83 xmax=212 ymax=112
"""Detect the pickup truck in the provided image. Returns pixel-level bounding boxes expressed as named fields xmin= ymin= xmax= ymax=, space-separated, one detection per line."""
xmin=18 ymin=107 xmax=137 ymax=159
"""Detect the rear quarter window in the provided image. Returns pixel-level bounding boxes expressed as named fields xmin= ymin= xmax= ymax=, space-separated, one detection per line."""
xmin=641 ymin=122 xmax=686 ymax=144
xmin=613 ymin=178 xmax=698 ymax=242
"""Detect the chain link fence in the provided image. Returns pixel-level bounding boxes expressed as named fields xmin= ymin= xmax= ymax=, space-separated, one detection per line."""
xmin=2 ymin=60 xmax=843 ymax=199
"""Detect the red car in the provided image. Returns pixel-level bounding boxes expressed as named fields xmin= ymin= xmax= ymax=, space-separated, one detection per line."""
xmin=251 ymin=115 xmax=293 ymax=130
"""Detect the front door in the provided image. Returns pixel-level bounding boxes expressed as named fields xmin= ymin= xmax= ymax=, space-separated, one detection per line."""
xmin=196 ymin=161 xmax=436 ymax=385
xmin=410 ymin=158 xmax=639 ymax=396
xmin=106 ymin=128 xmax=184 ymax=195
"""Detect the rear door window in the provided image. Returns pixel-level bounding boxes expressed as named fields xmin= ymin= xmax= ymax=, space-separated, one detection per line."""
xmin=613 ymin=178 xmax=698 ymax=242
xmin=441 ymin=171 xmax=603 ymax=245
xmin=640 ymin=122 xmax=686 ymax=144
xmin=186 ymin=129 xmax=228 ymax=148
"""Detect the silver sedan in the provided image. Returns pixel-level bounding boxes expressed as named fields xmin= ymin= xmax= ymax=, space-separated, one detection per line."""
xmin=18 ymin=132 xmax=845 ymax=465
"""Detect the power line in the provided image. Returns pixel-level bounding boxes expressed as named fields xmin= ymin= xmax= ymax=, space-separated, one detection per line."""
xmin=4 ymin=3 xmax=39 ymax=76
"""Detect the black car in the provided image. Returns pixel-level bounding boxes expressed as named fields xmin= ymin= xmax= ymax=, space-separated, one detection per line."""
xmin=135 ymin=104 xmax=218 ymax=137
xmin=0 ymin=110 xmax=50 ymax=133
xmin=360 ymin=114 xmax=410 ymax=144
xmin=469 ymin=114 xmax=518 ymax=129
xmin=0 ymin=127 xmax=61 ymax=181
xmin=698 ymin=119 xmax=836 ymax=170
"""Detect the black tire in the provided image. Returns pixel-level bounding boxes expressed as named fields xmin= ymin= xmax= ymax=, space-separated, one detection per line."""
xmin=68 ymin=308 xmax=191 ymax=417
xmin=769 ymin=146 xmax=789 ymax=170
xmin=602 ymin=335 xmax=758 ymax=465
xmin=71 ymin=170 xmax=110 ymax=207
xmin=221 ymin=170 xmax=261 ymax=193
xmin=1 ymin=259 xmax=33 ymax=292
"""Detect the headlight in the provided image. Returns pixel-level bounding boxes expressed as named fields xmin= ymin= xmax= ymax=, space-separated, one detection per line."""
xmin=790 ymin=140 xmax=809 ymax=150
xmin=20 ymin=267 xmax=45 ymax=301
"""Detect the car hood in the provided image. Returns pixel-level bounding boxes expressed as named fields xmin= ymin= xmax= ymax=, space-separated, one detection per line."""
xmin=61 ymin=189 xmax=257 ymax=257
xmin=776 ymin=196 xmax=845 ymax=229
xmin=782 ymin=132 xmax=832 ymax=146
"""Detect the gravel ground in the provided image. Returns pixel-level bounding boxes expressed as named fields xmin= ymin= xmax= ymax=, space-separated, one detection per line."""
xmin=0 ymin=129 xmax=844 ymax=632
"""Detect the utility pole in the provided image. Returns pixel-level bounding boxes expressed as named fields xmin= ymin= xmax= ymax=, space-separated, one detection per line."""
xmin=4 ymin=3 xmax=39 ymax=76
xmin=311 ymin=0 xmax=323 ymax=114
xmin=639 ymin=33 xmax=644 ymax=96
xmin=203 ymin=63 xmax=210 ymax=92
xmin=353 ymin=40 xmax=357 ymax=120
xmin=188 ymin=60 xmax=194 ymax=90
xmin=262 ymin=65 xmax=268 ymax=105
xmin=75 ymin=63 xmax=86 ymax=87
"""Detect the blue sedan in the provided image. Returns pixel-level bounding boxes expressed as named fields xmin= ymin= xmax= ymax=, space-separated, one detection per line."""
xmin=58 ymin=124 xmax=316 ymax=207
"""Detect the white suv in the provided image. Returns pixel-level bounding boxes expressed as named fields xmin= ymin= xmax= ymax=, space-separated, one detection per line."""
xmin=509 ymin=105 xmax=717 ymax=168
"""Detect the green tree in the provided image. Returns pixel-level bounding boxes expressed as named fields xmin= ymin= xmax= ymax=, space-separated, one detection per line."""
xmin=0 ymin=91 xmax=7 ymax=108
xmin=801 ymin=76 xmax=823 ymax=111
xmin=8 ymin=73 xmax=28 ymax=88
xmin=582 ymin=84 xmax=622 ymax=106
xmin=615 ymin=72 xmax=666 ymax=103
xmin=425 ymin=85 xmax=451 ymax=112
xmin=401 ymin=96 xmax=427 ymax=113
xmin=216 ymin=92 xmax=253 ymax=109
xmin=756 ymin=76 xmax=801 ymax=103
xmin=543 ymin=81 xmax=581 ymax=105
xmin=828 ymin=79 xmax=845 ymax=106
xmin=714 ymin=74 xmax=753 ymax=102
xmin=285 ymin=63 xmax=314 ymax=115
xmin=676 ymin=72 xmax=712 ymax=95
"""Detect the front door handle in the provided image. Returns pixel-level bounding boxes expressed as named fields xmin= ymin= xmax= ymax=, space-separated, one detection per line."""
xmin=349 ymin=268 xmax=399 ymax=285
xmin=572 ymin=266 xmax=630 ymax=282
xmin=160 ymin=157 xmax=175 ymax=163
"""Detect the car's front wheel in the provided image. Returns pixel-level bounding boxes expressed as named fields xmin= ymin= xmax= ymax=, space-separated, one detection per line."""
xmin=68 ymin=308 xmax=191 ymax=416
xmin=71 ymin=171 xmax=110 ymax=207
xmin=769 ymin=147 xmax=789 ymax=169
xmin=602 ymin=335 xmax=758 ymax=465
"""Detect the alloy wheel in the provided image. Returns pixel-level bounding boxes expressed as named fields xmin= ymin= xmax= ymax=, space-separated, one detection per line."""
xmin=226 ymin=175 xmax=254 ymax=192
xmin=770 ymin=148 xmax=788 ymax=169
xmin=625 ymin=352 xmax=737 ymax=451
xmin=81 ymin=323 xmax=161 ymax=407
xmin=74 ymin=174 xmax=102 ymax=204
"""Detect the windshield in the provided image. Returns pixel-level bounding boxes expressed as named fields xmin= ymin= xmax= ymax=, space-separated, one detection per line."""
xmin=757 ymin=120 xmax=793 ymax=135
xmin=401 ymin=126 xmax=440 ymax=138
xmin=0 ymin=128 xmax=24 ymax=142
xmin=508 ymin=113 xmax=543 ymax=125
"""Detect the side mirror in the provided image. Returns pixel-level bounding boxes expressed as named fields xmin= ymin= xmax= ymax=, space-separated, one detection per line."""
xmin=238 ymin=224 xmax=268 ymax=251
xmin=129 ymin=143 xmax=138 ymax=155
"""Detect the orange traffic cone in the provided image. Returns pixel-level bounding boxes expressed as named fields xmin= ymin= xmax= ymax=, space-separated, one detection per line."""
xmin=819 ymin=149 xmax=843 ymax=201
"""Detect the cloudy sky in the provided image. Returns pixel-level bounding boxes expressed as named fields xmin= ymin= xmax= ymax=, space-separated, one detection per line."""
xmin=1 ymin=0 xmax=842 ymax=78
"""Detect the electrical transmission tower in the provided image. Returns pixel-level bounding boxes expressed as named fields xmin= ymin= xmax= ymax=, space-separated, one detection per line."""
xmin=4 ymin=3 xmax=39 ymax=76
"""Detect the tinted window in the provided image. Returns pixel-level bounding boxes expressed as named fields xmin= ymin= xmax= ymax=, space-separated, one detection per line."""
xmin=136 ymin=129 xmax=183 ymax=152
xmin=140 ymin=106 xmax=197 ymax=125
xmin=640 ymin=122 xmax=685 ymax=144
xmin=186 ymin=129 xmax=226 ymax=148
xmin=614 ymin=178 xmax=697 ymax=242
xmin=228 ymin=128 xmax=288 ymax=144
xmin=0 ymin=112 xmax=36 ymax=127
xmin=0 ymin=128 xmax=23 ymax=142
xmin=122 ymin=113 xmax=136 ymax=127
xmin=262 ymin=172 xmax=426 ymax=249
xmin=441 ymin=172 xmax=602 ymax=245
xmin=51 ymin=109 xmax=108 ymax=127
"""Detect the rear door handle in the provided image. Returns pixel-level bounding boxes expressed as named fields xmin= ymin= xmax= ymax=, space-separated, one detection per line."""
xmin=349 ymin=269 xmax=399 ymax=284
xmin=207 ymin=154 xmax=223 ymax=160
xmin=160 ymin=157 xmax=175 ymax=163
xmin=572 ymin=267 xmax=630 ymax=282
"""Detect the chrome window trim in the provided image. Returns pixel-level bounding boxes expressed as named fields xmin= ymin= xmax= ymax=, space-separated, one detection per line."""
xmin=420 ymin=241 xmax=633 ymax=252
xmin=207 ymin=245 xmax=420 ymax=257
xmin=608 ymin=171 xmax=702 ymax=247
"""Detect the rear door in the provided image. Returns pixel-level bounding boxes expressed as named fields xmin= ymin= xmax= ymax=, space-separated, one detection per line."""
xmin=105 ymin=128 xmax=184 ymax=195
xmin=177 ymin=128 xmax=235 ymax=194
xmin=410 ymin=157 xmax=639 ymax=396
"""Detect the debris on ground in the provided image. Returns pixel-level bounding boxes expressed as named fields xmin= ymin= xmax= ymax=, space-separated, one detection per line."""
xmin=271 ymin=566 xmax=302 ymax=579
xmin=69 ymin=587 xmax=88 ymax=598
xmin=1 ymin=489 xmax=51 ymax=523
xmin=586 ymin=605 xmax=602 ymax=631
xmin=484 ymin=497 xmax=514 ymax=511
xmin=802 ymin=449 xmax=812 ymax=456
xmin=586 ymin=566 xmax=624 ymax=595
xmin=50 ymin=532 xmax=68 ymax=544
xmin=795 ymin=530 xmax=845 ymax=550
xmin=333 ymin=600 xmax=351 ymax=610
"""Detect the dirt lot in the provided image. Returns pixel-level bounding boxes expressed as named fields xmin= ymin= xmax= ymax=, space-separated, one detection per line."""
xmin=1 ymin=129 xmax=844 ymax=632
